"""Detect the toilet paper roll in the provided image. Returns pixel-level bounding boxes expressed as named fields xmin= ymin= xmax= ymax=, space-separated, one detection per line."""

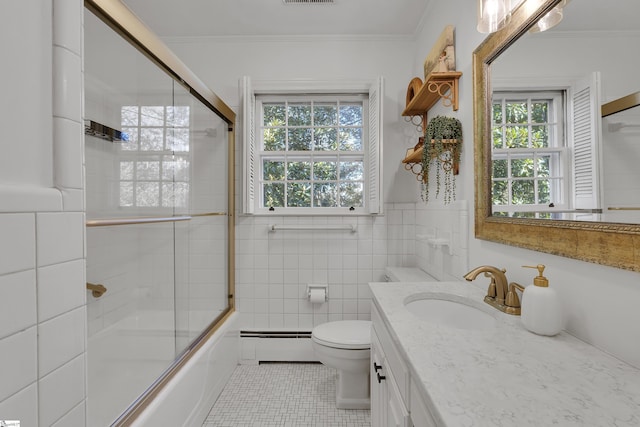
xmin=309 ymin=288 xmax=326 ymax=304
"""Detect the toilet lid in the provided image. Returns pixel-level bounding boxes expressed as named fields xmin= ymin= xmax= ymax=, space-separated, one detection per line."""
xmin=312 ymin=320 xmax=371 ymax=350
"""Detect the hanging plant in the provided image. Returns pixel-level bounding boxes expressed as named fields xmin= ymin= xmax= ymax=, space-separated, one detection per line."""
xmin=421 ymin=115 xmax=462 ymax=203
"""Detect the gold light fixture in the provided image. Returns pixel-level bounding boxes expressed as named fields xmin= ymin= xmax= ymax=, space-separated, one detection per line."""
xmin=529 ymin=0 xmax=568 ymax=33
xmin=477 ymin=0 xmax=511 ymax=34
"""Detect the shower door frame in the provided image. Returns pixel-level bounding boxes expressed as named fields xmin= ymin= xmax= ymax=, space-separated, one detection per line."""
xmin=84 ymin=1 xmax=236 ymax=425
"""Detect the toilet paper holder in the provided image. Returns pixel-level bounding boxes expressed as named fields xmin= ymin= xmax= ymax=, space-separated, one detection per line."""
xmin=307 ymin=284 xmax=328 ymax=302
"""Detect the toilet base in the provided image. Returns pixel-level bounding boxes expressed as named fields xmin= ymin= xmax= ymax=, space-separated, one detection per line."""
xmin=336 ymin=370 xmax=370 ymax=409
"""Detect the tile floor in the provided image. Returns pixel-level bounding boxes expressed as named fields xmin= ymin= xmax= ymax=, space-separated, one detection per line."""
xmin=203 ymin=363 xmax=371 ymax=427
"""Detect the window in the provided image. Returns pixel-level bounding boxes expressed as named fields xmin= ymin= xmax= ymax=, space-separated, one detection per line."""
xmin=491 ymin=91 xmax=568 ymax=217
xmin=242 ymin=77 xmax=383 ymax=215
xmin=119 ymin=105 xmax=191 ymax=209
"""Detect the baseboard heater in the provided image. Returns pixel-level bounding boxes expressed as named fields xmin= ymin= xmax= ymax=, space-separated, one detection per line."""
xmin=240 ymin=330 xmax=312 ymax=339
xmin=240 ymin=330 xmax=316 ymax=363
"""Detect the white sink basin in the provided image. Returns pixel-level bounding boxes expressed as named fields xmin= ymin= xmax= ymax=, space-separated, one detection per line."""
xmin=404 ymin=296 xmax=497 ymax=330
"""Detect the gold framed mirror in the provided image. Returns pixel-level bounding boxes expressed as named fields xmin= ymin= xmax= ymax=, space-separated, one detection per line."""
xmin=473 ymin=0 xmax=640 ymax=272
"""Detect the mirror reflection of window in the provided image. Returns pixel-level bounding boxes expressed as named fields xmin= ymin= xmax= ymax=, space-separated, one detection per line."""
xmin=491 ymin=91 xmax=566 ymax=218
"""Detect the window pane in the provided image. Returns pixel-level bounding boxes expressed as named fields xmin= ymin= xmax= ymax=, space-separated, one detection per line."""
xmin=340 ymin=161 xmax=364 ymax=180
xmin=492 ymin=127 xmax=503 ymax=149
xmin=537 ymin=179 xmax=551 ymax=204
xmin=511 ymin=180 xmax=535 ymax=204
xmin=339 ymin=182 xmax=363 ymax=207
xmin=314 ymin=104 xmax=337 ymax=126
xmin=314 ymin=127 xmax=338 ymax=151
xmin=163 ymin=156 xmax=190 ymax=181
xmin=120 ymin=161 xmax=134 ymax=180
xmin=263 ymin=128 xmax=286 ymax=151
xmin=531 ymin=102 xmax=548 ymax=123
xmin=121 ymin=106 xmax=139 ymax=126
xmin=287 ymin=161 xmax=311 ymax=180
xmin=531 ymin=125 xmax=548 ymax=148
xmin=537 ymin=155 xmax=551 ymax=177
xmin=339 ymin=104 xmax=362 ymax=126
xmin=120 ymin=127 xmax=138 ymax=151
xmin=167 ymin=128 xmax=189 ymax=152
xmin=120 ymin=182 xmax=133 ymax=207
xmin=140 ymin=106 xmax=164 ymax=126
xmin=264 ymin=103 xmax=286 ymax=125
xmin=137 ymin=161 xmax=160 ymax=180
xmin=313 ymin=183 xmax=337 ymax=207
xmin=288 ymin=128 xmax=312 ymax=151
xmin=492 ymin=103 xmax=503 ymax=124
xmin=136 ymin=182 xmax=159 ymax=206
xmin=263 ymin=160 xmax=285 ymax=180
xmin=264 ymin=183 xmax=284 ymax=207
xmin=166 ymin=106 xmax=190 ymax=127
xmin=140 ymin=128 xmax=164 ymax=151
xmin=492 ymin=180 xmax=508 ymax=205
xmin=505 ymin=125 xmax=528 ymax=148
xmin=492 ymin=159 xmax=507 ymax=179
xmin=511 ymin=158 xmax=534 ymax=178
xmin=287 ymin=182 xmax=311 ymax=207
xmin=314 ymin=161 xmax=337 ymax=180
xmin=288 ymin=103 xmax=312 ymax=126
xmin=505 ymin=101 xmax=528 ymax=124
xmin=339 ymin=128 xmax=363 ymax=151
xmin=162 ymin=182 xmax=189 ymax=208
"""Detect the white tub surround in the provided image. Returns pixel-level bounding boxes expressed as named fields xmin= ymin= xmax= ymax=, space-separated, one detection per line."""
xmin=369 ymin=281 xmax=640 ymax=426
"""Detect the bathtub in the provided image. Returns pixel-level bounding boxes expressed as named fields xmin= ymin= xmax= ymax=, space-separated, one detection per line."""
xmin=88 ymin=309 xmax=238 ymax=426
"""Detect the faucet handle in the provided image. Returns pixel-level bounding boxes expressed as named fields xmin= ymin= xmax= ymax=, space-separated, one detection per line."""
xmin=505 ymin=282 xmax=525 ymax=315
xmin=485 ymin=275 xmax=497 ymax=298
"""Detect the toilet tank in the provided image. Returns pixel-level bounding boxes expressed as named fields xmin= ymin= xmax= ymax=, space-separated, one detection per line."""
xmin=384 ymin=267 xmax=437 ymax=282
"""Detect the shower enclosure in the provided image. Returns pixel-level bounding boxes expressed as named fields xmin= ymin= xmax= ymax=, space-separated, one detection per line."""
xmin=83 ymin=3 xmax=235 ymax=425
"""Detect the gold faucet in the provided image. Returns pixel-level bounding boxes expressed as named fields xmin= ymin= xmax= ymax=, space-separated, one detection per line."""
xmin=464 ymin=266 xmax=522 ymax=315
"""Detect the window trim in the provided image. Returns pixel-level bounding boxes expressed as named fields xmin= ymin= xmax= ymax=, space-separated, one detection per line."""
xmin=241 ymin=77 xmax=384 ymax=216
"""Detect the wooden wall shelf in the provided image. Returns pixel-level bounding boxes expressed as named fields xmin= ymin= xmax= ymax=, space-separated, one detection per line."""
xmin=402 ymin=139 xmax=461 ymax=182
xmin=402 ymin=71 xmax=462 ymax=117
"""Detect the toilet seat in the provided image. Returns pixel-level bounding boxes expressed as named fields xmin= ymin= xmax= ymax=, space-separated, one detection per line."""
xmin=311 ymin=320 xmax=371 ymax=350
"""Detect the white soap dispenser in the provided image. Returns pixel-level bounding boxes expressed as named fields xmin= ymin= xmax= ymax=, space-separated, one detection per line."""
xmin=520 ymin=264 xmax=563 ymax=336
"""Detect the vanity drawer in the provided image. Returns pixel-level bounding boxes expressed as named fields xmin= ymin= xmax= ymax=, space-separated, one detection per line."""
xmin=372 ymin=304 xmax=410 ymax=405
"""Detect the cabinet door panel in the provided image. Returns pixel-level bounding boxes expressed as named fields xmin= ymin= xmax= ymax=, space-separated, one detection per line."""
xmin=387 ymin=374 xmax=410 ymax=427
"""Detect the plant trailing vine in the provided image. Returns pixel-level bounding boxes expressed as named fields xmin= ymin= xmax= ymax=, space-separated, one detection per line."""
xmin=421 ymin=115 xmax=462 ymax=204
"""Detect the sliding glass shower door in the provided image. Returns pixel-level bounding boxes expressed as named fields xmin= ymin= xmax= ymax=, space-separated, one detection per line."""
xmin=84 ymin=9 xmax=232 ymax=426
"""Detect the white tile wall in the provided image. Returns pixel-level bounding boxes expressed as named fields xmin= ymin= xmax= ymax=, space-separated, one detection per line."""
xmin=0 ymin=271 xmax=37 ymax=339
xmin=0 ymin=327 xmax=37 ymax=403
xmin=38 ymin=355 xmax=85 ymax=427
xmin=0 ymin=214 xmax=36 ymax=275
xmin=235 ymin=204 xmax=422 ymax=332
xmin=0 ymin=0 xmax=87 ymax=425
xmin=0 ymin=384 xmax=38 ymax=427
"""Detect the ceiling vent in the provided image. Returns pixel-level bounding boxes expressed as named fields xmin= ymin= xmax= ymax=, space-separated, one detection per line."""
xmin=283 ymin=0 xmax=335 ymax=4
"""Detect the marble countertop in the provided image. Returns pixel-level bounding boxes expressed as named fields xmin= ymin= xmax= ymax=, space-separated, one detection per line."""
xmin=369 ymin=281 xmax=640 ymax=427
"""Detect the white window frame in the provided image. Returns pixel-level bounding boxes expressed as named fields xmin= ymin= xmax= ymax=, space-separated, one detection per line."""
xmin=241 ymin=77 xmax=384 ymax=215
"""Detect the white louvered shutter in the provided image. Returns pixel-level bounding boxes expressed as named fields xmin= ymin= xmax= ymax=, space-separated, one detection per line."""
xmin=368 ymin=76 xmax=384 ymax=214
xmin=241 ymin=76 xmax=256 ymax=214
xmin=570 ymin=72 xmax=602 ymax=210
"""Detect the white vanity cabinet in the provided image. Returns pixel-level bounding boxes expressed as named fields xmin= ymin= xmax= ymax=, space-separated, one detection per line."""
xmin=371 ymin=305 xmax=437 ymax=427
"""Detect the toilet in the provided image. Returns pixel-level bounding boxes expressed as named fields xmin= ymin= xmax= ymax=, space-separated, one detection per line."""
xmin=311 ymin=320 xmax=372 ymax=409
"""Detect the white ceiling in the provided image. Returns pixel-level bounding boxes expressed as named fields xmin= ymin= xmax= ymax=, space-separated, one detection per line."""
xmin=121 ymin=0 xmax=432 ymax=38
xmin=120 ymin=0 xmax=639 ymax=39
